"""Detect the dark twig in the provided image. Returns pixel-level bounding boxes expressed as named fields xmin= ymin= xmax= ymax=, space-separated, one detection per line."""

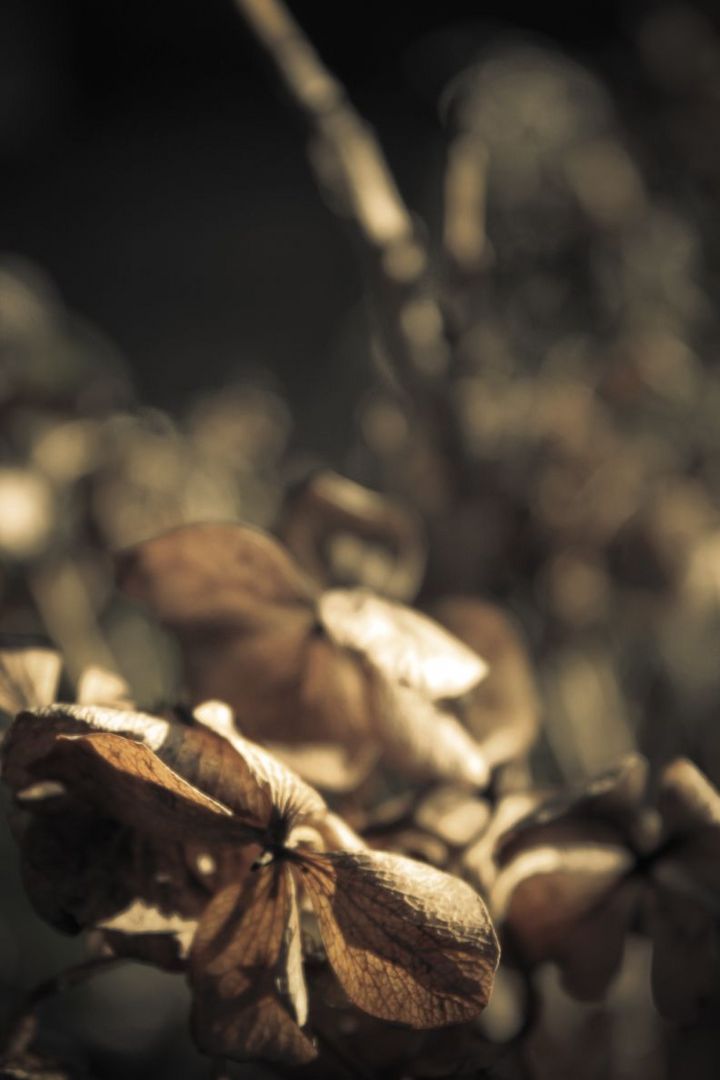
xmin=233 ymin=0 xmax=468 ymax=490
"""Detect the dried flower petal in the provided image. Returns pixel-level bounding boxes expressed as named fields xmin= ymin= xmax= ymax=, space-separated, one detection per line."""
xmin=302 ymin=848 xmax=500 ymax=1027
xmin=492 ymin=841 xmax=638 ymax=998
xmin=190 ymin=865 xmax=315 ymax=1064
xmin=117 ymin=522 xmax=317 ymax=625
xmin=320 ymin=589 xmax=488 ymax=699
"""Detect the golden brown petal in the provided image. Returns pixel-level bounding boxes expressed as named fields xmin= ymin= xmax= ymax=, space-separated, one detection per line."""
xmin=4 ymin=702 xmax=325 ymax=835
xmin=319 ymin=588 xmax=488 ymax=699
xmin=27 ymin=731 xmax=245 ymax=842
xmin=191 ymin=700 xmax=327 ymax=827
xmin=301 ymin=848 xmax=499 ymax=1027
xmin=190 ymin=864 xmax=316 ymax=1065
xmin=117 ymin=522 xmax=317 ymax=628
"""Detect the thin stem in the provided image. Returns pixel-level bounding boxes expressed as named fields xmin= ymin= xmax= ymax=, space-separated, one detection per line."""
xmin=2 ymin=955 xmax=125 ymax=1059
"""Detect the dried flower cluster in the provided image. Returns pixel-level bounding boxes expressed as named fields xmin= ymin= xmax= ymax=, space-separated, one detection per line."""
xmin=3 ymin=504 xmax=719 ymax=1077
xmin=3 ymin=2 xmax=720 ymax=1078
xmin=0 ymin=583 xmax=503 ymax=1070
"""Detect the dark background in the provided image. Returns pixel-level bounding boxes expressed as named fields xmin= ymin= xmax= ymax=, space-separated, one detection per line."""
xmin=1 ymin=0 xmax=706 ymax=430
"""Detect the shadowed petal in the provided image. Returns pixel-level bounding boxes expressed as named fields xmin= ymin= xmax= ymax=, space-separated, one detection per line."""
xmin=190 ymin=863 xmax=315 ymax=1064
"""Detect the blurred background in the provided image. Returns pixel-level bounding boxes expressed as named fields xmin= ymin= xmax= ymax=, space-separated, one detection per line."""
xmin=3 ymin=0 xmax=720 ymax=1076
xmin=2 ymin=0 xmax=715 ymax=426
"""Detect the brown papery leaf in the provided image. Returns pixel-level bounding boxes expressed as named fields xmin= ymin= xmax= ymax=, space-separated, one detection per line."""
xmin=372 ymin=676 xmax=490 ymax=788
xmin=190 ymin=864 xmax=315 ymax=1064
xmin=319 ymin=589 xmax=488 ymax=699
xmin=118 ymin=526 xmax=352 ymax=750
xmin=0 ymin=639 xmax=61 ymax=720
xmin=5 ymin=703 xmax=326 ymax=840
xmin=495 ymin=754 xmax=653 ymax=863
xmin=1 ymin=706 xmax=269 ymax=854
xmin=24 ymin=731 xmax=247 ymax=844
xmin=302 ymin=849 xmax=500 ymax=1027
xmin=191 ymin=700 xmax=328 ymax=829
xmin=117 ymin=522 xmax=317 ymax=628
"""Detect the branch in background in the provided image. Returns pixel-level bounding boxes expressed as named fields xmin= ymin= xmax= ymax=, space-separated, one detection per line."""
xmin=443 ymin=134 xmax=490 ymax=275
xmin=234 ymin=0 xmax=468 ymax=486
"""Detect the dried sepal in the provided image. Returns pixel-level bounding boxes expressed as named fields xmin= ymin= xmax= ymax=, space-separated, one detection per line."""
xmin=495 ymin=753 xmax=654 ymax=863
xmin=3 ymin=710 xmax=246 ymax=845
xmin=302 ymin=848 xmax=500 ymax=1027
xmin=320 ymin=588 xmax=487 ymax=700
xmin=491 ymin=841 xmax=638 ymax=999
xmin=3 ymin=695 xmax=503 ymax=1066
xmin=485 ymin=758 xmax=653 ymax=1000
xmin=190 ymin=866 xmax=316 ymax=1065
xmin=116 ymin=524 xmax=494 ymax=792
xmin=117 ymin=521 xmax=318 ymax=625
xmin=191 ymin=699 xmax=327 ymax=827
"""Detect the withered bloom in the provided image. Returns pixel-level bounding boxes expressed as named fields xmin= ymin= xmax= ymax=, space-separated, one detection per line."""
xmin=488 ymin=753 xmax=720 ymax=1020
xmin=2 ymin=699 xmax=500 ymax=1065
xmin=116 ymin=522 xmax=495 ymax=792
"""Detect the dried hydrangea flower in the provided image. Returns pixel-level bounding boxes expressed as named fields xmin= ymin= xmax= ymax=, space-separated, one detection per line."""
xmin=116 ymin=523 xmax=493 ymax=792
xmin=3 ymin=700 xmax=500 ymax=1065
